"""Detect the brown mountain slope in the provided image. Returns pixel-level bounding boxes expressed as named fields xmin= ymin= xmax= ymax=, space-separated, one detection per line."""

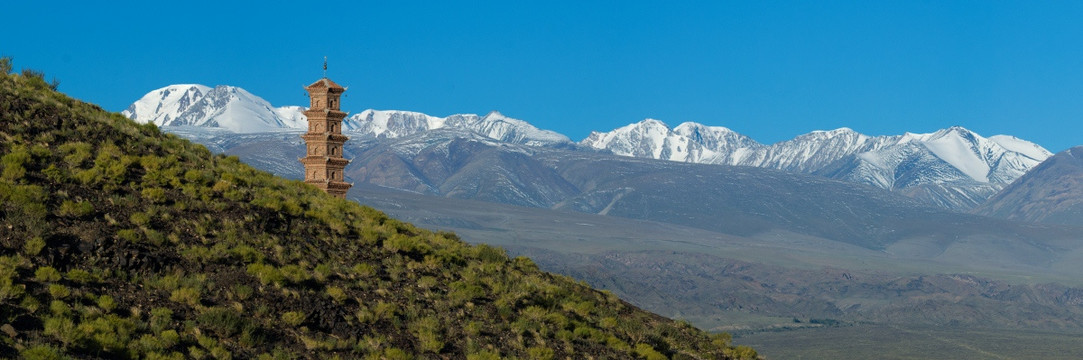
xmin=975 ymin=146 xmax=1083 ymax=226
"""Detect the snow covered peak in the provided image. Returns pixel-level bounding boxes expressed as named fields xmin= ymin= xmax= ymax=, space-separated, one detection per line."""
xmin=581 ymin=119 xmax=673 ymax=158
xmin=878 ymin=126 xmax=1049 ymax=185
xmin=346 ymin=109 xmax=444 ymax=137
xmin=123 ymin=84 xmax=211 ymax=126
xmin=471 ymin=111 xmax=571 ymax=146
xmin=907 ymin=126 xmax=991 ymax=182
xmin=672 ymin=122 xmax=760 ymax=153
xmin=581 ymin=119 xmax=727 ymax=162
xmin=808 ymin=127 xmax=858 ymax=137
xmin=123 ymin=84 xmax=303 ymax=133
xmin=792 ymin=127 xmax=866 ymax=142
xmin=988 ymin=135 xmax=1052 ymax=162
xmin=337 ymin=108 xmax=571 ymax=146
xmin=343 ymin=109 xmax=570 ymax=146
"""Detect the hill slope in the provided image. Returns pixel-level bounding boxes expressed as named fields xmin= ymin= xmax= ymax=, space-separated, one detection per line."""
xmin=0 ymin=64 xmax=753 ymax=358
xmin=975 ymin=146 xmax=1083 ymax=225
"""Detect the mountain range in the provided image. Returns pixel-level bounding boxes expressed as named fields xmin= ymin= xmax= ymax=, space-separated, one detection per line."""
xmin=123 ymin=84 xmax=570 ymax=146
xmin=582 ymin=120 xmax=1050 ymax=210
xmin=123 ymin=84 xmax=1052 ymax=211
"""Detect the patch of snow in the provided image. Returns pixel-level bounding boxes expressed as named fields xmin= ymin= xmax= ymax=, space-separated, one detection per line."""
xmin=988 ymin=135 xmax=1053 ymax=161
xmin=917 ymin=128 xmax=991 ymax=182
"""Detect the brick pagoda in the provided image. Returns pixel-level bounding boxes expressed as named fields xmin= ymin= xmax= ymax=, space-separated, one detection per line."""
xmin=300 ymin=77 xmax=351 ymax=198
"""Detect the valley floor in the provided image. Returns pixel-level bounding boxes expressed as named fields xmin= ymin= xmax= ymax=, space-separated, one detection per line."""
xmin=734 ymin=324 xmax=1083 ymax=360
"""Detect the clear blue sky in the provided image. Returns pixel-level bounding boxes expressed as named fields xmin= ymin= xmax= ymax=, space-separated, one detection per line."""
xmin=4 ymin=1 xmax=1082 ymax=152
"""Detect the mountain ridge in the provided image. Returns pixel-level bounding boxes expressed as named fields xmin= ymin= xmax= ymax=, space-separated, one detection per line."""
xmin=124 ymin=84 xmax=1052 ymax=210
xmin=123 ymin=84 xmax=571 ymax=147
xmin=584 ymin=119 xmax=1051 ymax=210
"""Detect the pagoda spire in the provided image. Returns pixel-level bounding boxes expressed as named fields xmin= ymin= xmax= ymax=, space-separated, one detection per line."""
xmin=299 ymin=73 xmax=351 ymax=198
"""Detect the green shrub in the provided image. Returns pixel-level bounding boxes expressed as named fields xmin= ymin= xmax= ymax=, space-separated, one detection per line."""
xmin=150 ymin=307 xmax=173 ymax=333
xmin=97 ymin=294 xmax=116 ymax=312
xmin=59 ymin=142 xmax=94 ymax=168
xmin=724 ymin=345 xmax=759 ymax=360
xmin=281 ymin=311 xmax=305 ymax=327
xmin=229 ymin=245 xmax=262 ymax=263
xmin=57 ymin=200 xmax=94 ymax=218
xmin=377 ymin=347 xmax=411 ymax=360
xmin=279 ymin=265 xmax=310 ymax=284
xmin=350 ymin=263 xmax=375 ymax=278
xmin=134 ymin=334 xmax=165 ymax=354
xmin=24 ymin=236 xmax=46 ymax=255
xmin=142 ymin=187 xmax=168 ymax=203
xmin=527 ymin=346 xmax=554 ymax=360
xmin=43 ymin=316 xmax=79 ymax=346
xmin=35 ymin=266 xmax=62 ymax=282
xmin=634 ymin=343 xmax=666 ymax=360
xmin=20 ymin=295 xmax=41 ymax=313
xmin=20 ymin=344 xmax=66 ymax=360
xmin=198 ymin=307 xmax=246 ymax=337
xmin=326 ymin=286 xmax=347 ymax=303
xmin=0 ymin=277 xmax=26 ymax=302
xmin=1 ymin=149 xmax=30 ymax=181
xmin=130 ymin=211 xmax=151 ymax=226
xmin=145 ymin=351 xmax=186 ymax=360
xmin=42 ymin=164 xmax=64 ymax=182
xmin=47 ymin=284 xmax=70 ymax=298
xmin=117 ymin=229 xmax=141 ymax=242
xmin=409 ymin=316 xmax=443 ymax=353
xmin=377 ymin=299 xmax=400 ymax=316
xmin=247 ymin=263 xmax=283 ymax=285
xmin=475 ymin=244 xmax=507 ymax=264
xmin=65 ymin=268 xmax=95 ymax=283
xmin=232 ymin=284 xmax=254 ymax=300
xmin=170 ymin=287 xmax=201 ymax=306
xmin=146 ymin=273 xmax=181 ymax=291
xmin=49 ymin=300 xmax=71 ymax=316
xmin=711 ymin=332 xmax=732 ymax=348
xmin=313 ymin=263 xmax=334 ymax=281
xmin=466 ymin=350 xmax=501 ymax=360
xmin=605 ymin=335 xmax=631 ymax=352
xmin=159 ymin=330 xmax=180 ymax=349
xmin=384 ymin=234 xmax=433 ymax=257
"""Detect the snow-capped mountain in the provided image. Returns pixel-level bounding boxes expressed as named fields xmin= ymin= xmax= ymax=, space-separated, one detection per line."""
xmin=122 ymin=85 xmax=305 ymax=132
xmin=124 ymin=84 xmax=570 ymax=146
xmin=125 ymin=83 xmax=1052 ymax=210
xmin=582 ymin=120 xmax=1052 ymax=210
xmin=580 ymin=119 xmax=702 ymax=161
xmin=346 ymin=110 xmax=570 ymax=147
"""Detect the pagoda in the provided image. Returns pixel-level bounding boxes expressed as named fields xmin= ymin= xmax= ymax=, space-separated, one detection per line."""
xmin=300 ymin=77 xmax=351 ymax=198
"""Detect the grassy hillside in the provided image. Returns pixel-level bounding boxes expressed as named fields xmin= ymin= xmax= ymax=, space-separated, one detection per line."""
xmin=0 ymin=61 xmax=755 ymax=359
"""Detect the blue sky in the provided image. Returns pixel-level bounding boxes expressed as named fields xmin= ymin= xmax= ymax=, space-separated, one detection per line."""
xmin=4 ymin=1 xmax=1082 ymax=152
